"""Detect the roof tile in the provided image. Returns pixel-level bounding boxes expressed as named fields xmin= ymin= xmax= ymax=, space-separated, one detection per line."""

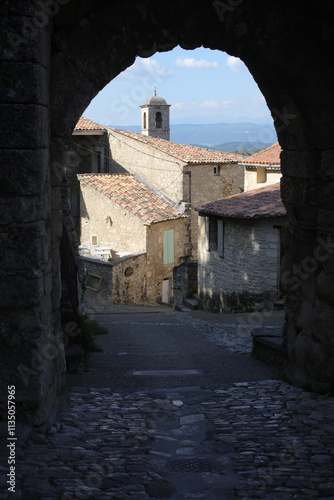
xmin=240 ymin=142 xmax=282 ymax=166
xmin=78 ymin=173 xmax=187 ymax=225
xmin=196 ymin=182 xmax=286 ymax=219
xmin=108 ymin=128 xmax=245 ymax=164
xmin=75 ymin=117 xmax=105 ymax=131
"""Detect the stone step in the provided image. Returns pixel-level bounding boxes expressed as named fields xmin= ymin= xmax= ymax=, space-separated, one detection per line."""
xmin=274 ymin=298 xmax=285 ymax=309
xmin=183 ymin=298 xmax=199 ymax=310
xmin=251 ymin=326 xmax=285 ymax=367
xmin=175 ymin=304 xmax=192 ymax=312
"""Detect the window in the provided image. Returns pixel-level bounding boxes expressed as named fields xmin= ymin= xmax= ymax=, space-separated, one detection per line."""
xmin=92 ymin=147 xmax=104 ymax=173
xmin=143 ymin=112 xmax=147 ymax=129
xmin=205 ymin=217 xmax=224 ymax=257
xmin=217 ymin=219 xmax=224 ymax=257
xmin=257 ymin=166 xmax=267 ymax=183
xmin=91 ymin=235 xmax=98 ymax=246
xmin=163 ymin=229 xmax=175 ymax=265
xmin=213 ymin=165 xmax=220 ymax=176
xmin=155 ymin=111 xmax=162 ymax=129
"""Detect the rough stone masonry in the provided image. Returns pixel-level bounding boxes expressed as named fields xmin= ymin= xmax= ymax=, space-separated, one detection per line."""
xmin=2 ymin=0 xmax=334 ymax=426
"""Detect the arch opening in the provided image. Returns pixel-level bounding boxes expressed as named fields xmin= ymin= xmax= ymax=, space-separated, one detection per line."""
xmin=48 ymin=0 xmax=334 ymax=394
xmin=4 ymin=0 xmax=334 ymax=429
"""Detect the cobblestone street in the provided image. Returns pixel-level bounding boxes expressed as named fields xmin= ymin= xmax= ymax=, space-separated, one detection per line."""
xmin=1 ymin=307 xmax=334 ymax=499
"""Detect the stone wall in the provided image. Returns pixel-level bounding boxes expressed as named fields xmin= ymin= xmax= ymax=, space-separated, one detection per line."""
xmin=109 ymin=129 xmax=184 ymax=206
xmin=82 ymin=253 xmax=148 ymax=307
xmin=244 ymin=167 xmax=282 ymax=192
xmin=70 ymin=133 xmax=111 ymax=175
xmin=173 ymin=260 xmax=198 ymax=306
xmin=198 ymin=215 xmax=284 ymax=313
xmin=79 ymin=180 xmax=146 ymax=255
xmin=190 ymin=163 xmax=244 ymax=257
xmin=3 ymin=0 xmax=334 ymax=427
xmin=0 ymin=0 xmax=66 ymax=428
xmin=81 ymin=216 xmax=188 ymax=306
xmin=141 ymin=104 xmax=170 ymax=140
xmin=146 ymin=218 xmax=189 ymax=303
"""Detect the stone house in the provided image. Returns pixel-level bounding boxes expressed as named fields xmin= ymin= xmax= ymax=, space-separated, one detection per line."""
xmin=108 ymin=127 xmax=245 ymax=258
xmin=67 ymin=117 xmax=112 ymax=234
xmin=71 ymin=117 xmax=111 ymax=174
xmin=240 ymin=142 xmax=282 ymax=191
xmin=196 ymin=183 xmax=286 ymax=313
xmin=78 ymin=173 xmax=188 ymax=305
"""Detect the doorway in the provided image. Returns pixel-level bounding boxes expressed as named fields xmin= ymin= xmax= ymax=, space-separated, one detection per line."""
xmin=162 ymin=278 xmax=172 ymax=304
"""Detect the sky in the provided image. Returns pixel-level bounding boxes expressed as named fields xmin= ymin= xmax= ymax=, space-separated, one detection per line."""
xmin=83 ymin=46 xmax=273 ymax=127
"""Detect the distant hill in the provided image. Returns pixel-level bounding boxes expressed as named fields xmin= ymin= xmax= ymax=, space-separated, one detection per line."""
xmin=190 ymin=142 xmax=273 ymax=155
xmin=110 ymin=122 xmax=277 ymax=149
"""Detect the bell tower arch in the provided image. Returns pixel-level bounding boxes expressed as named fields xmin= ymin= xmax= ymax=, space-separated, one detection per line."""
xmin=141 ymin=90 xmax=171 ymax=140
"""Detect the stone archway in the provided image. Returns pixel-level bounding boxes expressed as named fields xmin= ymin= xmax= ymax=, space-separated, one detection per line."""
xmin=2 ymin=0 xmax=334 ymax=426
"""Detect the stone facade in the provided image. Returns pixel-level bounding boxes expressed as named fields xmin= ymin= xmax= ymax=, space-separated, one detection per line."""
xmin=79 ymin=181 xmax=146 ymax=255
xmin=109 ymin=129 xmax=185 ymax=205
xmin=244 ymin=167 xmax=282 ymax=192
xmin=108 ymin=128 xmax=244 ymax=257
xmin=70 ymin=135 xmax=110 ymax=175
xmin=198 ymin=216 xmax=284 ymax=313
xmin=82 ymin=253 xmax=148 ymax=307
xmin=146 ymin=219 xmax=188 ymax=304
xmin=79 ymin=175 xmax=188 ymax=305
xmin=3 ymin=0 xmax=334 ymax=427
xmin=82 ymin=217 xmax=188 ymax=307
xmin=189 ymin=162 xmax=244 ymax=258
xmin=140 ymin=92 xmax=171 ymax=140
xmin=173 ymin=260 xmax=198 ymax=306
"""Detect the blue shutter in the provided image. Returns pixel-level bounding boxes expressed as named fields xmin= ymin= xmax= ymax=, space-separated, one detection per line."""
xmin=163 ymin=229 xmax=175 ymax=265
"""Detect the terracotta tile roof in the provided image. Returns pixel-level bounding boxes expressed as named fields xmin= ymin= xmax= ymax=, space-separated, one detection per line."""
xmin=75 ymin=117 xmax=105 ymax=131
xmin=240 ymin=142 xmax=282 ymax=166
xmin=196 ymin=183 xmax=286 ymax=219
xmin=108 ymin=128 xmax=245 ymax=164
xmin=78 ymin=173 xmax=187 ymax=225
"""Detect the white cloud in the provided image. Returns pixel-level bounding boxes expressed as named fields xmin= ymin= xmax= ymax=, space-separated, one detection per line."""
xmin=119 ymin=57 xmax=174 ymax=81
xmin=226 ymin=56 xmax=247 ymax=72
xmin=141 ymin=58 xmax=174 ymax=77
xmin=173 ymin=102 xmax=188 ymax=110
xmin=170 ymin=95 xmax=271 ymax=123
xmin=175 ymin=57 xmax=219 ymax=69
xmin=200 ymin=100 xmax=220 ymax=108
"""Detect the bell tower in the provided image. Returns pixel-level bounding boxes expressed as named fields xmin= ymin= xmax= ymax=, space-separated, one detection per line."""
xmin=140 ymin=90 xmax=171 ymax=140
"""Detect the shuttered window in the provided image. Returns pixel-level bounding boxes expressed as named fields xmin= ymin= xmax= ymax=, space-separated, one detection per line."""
xmin=217 ymin=219 xmax=224 ymax=257
xmin=163 ymin=229 xmax=175 ymax=265
xmin=206 ymin=217 xmax=224 ymax=257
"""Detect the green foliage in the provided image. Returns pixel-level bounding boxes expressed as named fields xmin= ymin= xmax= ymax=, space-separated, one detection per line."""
xmin=78 ymin=315 xmax=107 ymax=359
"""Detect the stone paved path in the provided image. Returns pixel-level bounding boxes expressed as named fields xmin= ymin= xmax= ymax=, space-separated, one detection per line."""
xmin=1 ymin=308 xmax=334 ymax=499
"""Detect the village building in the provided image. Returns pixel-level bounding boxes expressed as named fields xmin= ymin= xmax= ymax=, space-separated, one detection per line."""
xmin=240 ymin=142 xmax=282 ymax=191
xmin=78 ymin=173 xmax=188 ymax=305
xmin=70 ymin=106 xmax=282 ymax=310
xmin=108 ymin=127 xmax=245 ymax=258
xmin=196 ymin=183 xmax=286 ymax=313
xmin=71 ymin=117 xmax=111 ymax=174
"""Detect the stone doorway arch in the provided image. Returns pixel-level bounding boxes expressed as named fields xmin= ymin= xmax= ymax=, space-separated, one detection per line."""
xmin=2 ymin=0 xmax=334 ymax=426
